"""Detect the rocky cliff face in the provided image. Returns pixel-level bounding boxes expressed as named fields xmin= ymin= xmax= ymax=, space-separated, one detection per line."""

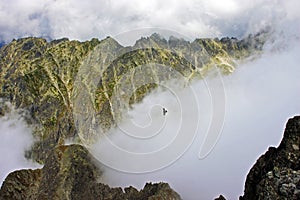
xmin=0 ymin=37 xmax=100 ymax=163
xmin=240 ymin=116 xmax=300 ymax=200
xmin=0 ymin=33 xmax=266 ymax=163
xmin=0 ymin=144 xmax=181 ymax=200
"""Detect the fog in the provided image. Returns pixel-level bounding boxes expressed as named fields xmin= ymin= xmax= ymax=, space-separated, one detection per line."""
xmin=0 ymin=104 xmax=41 ymax=187
xmin=89 ymin=38 xmax=300 ymax=199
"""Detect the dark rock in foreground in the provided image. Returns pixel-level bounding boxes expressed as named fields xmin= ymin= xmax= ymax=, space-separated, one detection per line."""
xmin=0 ymin=144 xmax=181 ymax=200
xmin=240 ymin=116 xmax=300 ymax=200
xmin=214 ymin=194 xmax=227 ymax=200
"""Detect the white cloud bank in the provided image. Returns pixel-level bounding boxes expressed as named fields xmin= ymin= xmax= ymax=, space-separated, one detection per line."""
xmin=0 ymin=0 xmax=299 ymax=43
xmin=0 ymin=104 xmax=41 ymax=187
xmin=92 ymin=41 xmax=300 ymax=200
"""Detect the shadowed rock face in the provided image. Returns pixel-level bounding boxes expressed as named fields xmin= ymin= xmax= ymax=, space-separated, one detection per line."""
xmin=240 ymin=116 xmax=300 ymax=200
xmin=0 ymin=37 xmax=100 ymax=163
xmin=0 ymin=169 xmax=42 ymax=200
xmin=214 ymin=195 xmax=227 ymax=200
xmin=0 ymin=34 xmax=266 ymax=163
xmin=0 ymin=144 xmax=181 ymax=200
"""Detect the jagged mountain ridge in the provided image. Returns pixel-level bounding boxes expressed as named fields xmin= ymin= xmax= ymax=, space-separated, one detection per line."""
xmin=0 ymin=33 xmax=266 ymax=163
xmin=240 ymin=116 xmax=300 ymax=200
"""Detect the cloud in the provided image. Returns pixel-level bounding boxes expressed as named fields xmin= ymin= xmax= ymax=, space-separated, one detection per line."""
xmin=89 ymin=39 xmax=300 ymax=199
xmin=0 ymin=0 xmax=299 ymax=43
xmin=0 ymin=103 xmax=41 ymax=187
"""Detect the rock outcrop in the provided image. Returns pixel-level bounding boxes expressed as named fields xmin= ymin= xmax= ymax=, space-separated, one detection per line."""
xmin=0 ymin=144 xmax=181 ymax=200
xmin=214 ymin=195 xmax=227 ymax=200
xmin=240 ymin=116 xmax=300 ymax=200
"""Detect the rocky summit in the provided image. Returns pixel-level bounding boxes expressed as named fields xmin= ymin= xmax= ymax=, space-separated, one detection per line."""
xmin=239 ymin=116 xmax=300 ymax=200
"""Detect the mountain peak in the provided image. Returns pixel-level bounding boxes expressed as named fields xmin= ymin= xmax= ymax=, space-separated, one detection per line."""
xmin=150 ymin=32 xmax=167 ymax=41
xmin=102 ymin=36 xmax=123 ymax=48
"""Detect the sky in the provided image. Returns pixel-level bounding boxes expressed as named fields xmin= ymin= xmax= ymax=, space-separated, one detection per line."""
xmin=0 ymin=0 xmax=300 ymax=199
xmin=0 ymin=0 xmax=299 ymax=44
